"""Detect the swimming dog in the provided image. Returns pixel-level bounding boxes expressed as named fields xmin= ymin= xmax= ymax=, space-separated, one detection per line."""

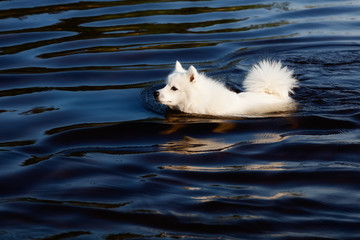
xmin=154 ymin=60 xmax=297 ymax=116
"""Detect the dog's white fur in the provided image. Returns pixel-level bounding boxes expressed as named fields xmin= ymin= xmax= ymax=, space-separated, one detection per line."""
xmin=155 ymin=60 xmax=297 ymax=116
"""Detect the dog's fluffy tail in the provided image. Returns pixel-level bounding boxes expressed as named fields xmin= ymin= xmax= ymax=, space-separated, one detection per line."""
xmin=243 ymin=60 xmax=297 ymax=98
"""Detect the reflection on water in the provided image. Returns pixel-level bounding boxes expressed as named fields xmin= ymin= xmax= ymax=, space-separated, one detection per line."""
xmin=160 ymin=162 xmax=287 ymax=172
xmin=158 ymin=133 xmax=288 ymax=154
xmin=192 ymin=191 xmax=304 ymax=203
xmin=159 ymin=136 xmax=234 ymax=154
xmin=159 ymin=132 xmax=287 ymax=154
xmin=1 ymin=0 xmax=360 ymax=239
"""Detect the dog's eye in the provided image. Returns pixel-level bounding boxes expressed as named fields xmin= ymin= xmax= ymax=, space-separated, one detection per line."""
xmin=171 ymin=86 xmax=178 ymax=91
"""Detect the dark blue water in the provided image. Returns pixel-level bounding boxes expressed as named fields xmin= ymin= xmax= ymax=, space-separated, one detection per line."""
xmin=1 ymin=0 xmax=360 ymax=239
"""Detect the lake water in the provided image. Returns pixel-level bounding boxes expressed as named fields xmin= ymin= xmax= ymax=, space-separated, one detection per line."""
xmin=1 ymin=0 xmax=360 ymax=239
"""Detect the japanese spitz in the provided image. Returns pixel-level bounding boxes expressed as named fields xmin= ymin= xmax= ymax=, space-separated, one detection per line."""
xmin=154 ymin=60 xmax=297 ymax=116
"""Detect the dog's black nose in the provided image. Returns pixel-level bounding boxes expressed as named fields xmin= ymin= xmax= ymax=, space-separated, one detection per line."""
xmin=153 ymin=91 xmax=159 ymax=98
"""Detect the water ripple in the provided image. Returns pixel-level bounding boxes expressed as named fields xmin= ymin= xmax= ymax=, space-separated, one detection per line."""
xmin=1 ymin=0 xmax=360 ymax=239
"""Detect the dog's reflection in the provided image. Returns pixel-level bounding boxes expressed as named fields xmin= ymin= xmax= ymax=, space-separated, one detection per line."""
xmin=158 ymin=133 xmax=287 ymax=155
xmin=159 ymin=136 xmax=233 ymax=154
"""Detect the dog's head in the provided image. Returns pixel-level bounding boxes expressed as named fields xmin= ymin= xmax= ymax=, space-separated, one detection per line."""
xmin=154 ymin=61 xmax=198 ymax=110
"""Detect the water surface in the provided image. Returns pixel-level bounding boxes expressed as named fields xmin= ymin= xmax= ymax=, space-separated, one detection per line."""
xmin=1 ymin=0 xmax=360 ymax=239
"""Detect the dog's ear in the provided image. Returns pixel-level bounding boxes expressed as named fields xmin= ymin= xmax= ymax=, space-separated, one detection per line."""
xmin=175 ymin=61 xmax=185 ymax=72
xmin=187 ymin=65 xmax=198 ymax=83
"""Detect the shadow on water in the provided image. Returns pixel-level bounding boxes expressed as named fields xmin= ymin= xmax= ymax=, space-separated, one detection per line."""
xmin=0 ymin=0 xmax=360 ymax=239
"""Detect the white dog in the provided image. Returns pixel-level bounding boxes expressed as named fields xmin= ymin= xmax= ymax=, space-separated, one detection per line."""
xmin=154 ymin=60 xmax=297 ymax=116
